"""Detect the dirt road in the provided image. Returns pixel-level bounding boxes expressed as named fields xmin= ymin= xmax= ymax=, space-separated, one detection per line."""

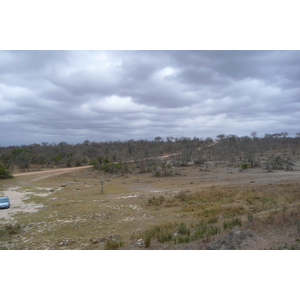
xmin=13 ymin=165 xmax=92 ymax=178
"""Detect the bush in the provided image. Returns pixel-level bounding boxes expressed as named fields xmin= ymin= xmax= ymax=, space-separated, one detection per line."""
xmin=0 ymin=162 xmax=13 ymax=179
xmin=177 ymin=223 xmax=190 ymax=235
xmin=157 ymin=232 xmax=173 ymax=243
xmin=207 ymin=225 xmax=220 ymax=235
xmin=241 ymin=163 xmax=249 ymax=170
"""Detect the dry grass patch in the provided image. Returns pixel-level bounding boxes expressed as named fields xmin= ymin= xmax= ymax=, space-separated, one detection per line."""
xmin=2 ymin=164 xmax=300 ymax=249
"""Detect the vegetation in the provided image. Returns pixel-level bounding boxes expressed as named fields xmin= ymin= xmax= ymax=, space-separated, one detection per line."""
xmin=1 ymin=132 xmax=300 ymax=177
xmin=0 ymin=162 xmax=13 ymax=179
xmin=0 ymin=224 xmax=21 ymax=236
xmin=1 ymin=131 xmax=300 ymax=249
xmin=104 ymin=239 xmax=124 ymax=250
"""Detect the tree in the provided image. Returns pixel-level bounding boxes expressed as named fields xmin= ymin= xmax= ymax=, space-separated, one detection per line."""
xmin=100 ymin=176 xmax=105 ymax=194
xmin=154 ymin=136 xmax=163 ymax=142
xmin=0 ymin=162 xmax=13 ymax=179
xmin=216 ymin=134 xmax=226 ymax=141
xmin=250 ymin=132 xmax=257 ymax=139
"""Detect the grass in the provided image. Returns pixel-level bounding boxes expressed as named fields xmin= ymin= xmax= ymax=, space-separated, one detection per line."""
xmin=104 ymin=239 xmax=124 ymax=250
xmin=0 ymin=223 xmax=21 ymax=236
xmin=223 ymin=218 xmax=242 ymax=230
xmin=2 ymin=164 xmax=300 ymax=249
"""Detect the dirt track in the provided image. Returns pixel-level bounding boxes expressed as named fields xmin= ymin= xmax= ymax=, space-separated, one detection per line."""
xmin=13 ymin=165 xmax=92 ymax=177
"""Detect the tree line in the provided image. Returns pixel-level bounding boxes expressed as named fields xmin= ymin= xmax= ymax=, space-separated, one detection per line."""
xmin=1 ymin=132 xmax=300 ymax=178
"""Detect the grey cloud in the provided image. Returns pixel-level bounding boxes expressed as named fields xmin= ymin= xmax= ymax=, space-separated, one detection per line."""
xmin=1 ymin=50 xmax=300 ymax=146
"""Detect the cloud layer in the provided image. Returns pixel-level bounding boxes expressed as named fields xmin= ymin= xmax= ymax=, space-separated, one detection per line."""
xmin=1 ymin=50 xmax=300 ymax=146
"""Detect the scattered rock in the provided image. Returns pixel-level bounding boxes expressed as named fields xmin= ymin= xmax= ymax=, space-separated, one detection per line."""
xmin=90 ymin=237 xmax=106 ymax=244
xmin=207 ymin=226 xmax=262 ymax=250
xmin=61 ymin=184 xmax=67 ymax=187
xmin=49 ymin=189 xmax=55 ymax=192
xmin=134 ymin=239 xmax=146 ymax=247
xmin=107 ymin=234 xmax=120 ymax=240
xmin=59 ymin=238 xmax=76 ymax=246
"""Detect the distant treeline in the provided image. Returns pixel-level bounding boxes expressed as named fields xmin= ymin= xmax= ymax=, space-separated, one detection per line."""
xmin=1 ymin=132 xmax=300 ymax=175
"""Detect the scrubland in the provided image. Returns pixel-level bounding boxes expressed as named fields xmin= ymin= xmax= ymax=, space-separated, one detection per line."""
xmin=1 ymin=155 xmax=300 ymax=250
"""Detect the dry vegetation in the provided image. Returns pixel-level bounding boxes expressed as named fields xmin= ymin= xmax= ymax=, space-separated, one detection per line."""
xmin=1 ymin=155 xmax=300 ymax=250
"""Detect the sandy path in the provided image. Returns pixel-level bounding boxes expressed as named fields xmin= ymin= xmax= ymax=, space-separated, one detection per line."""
xmin=13 ymin=165 xmax=92 ymax=177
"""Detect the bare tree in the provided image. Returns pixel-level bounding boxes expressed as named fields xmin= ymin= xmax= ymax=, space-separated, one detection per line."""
xmin=100 ymin=176 xmax=105 ymax=194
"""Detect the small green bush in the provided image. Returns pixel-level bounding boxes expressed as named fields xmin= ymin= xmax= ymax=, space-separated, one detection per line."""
xmin=241 ymin=163 xmax=249 ymax=170
xmin=177 ymin=223 xmax=190 ymax=235
xmin=176 ymin=235 xmax=191 ymax=243
xmin=157 ymin=232 xmax=173 ymax=243
xmin=0 ymin=162 xmax=13 ymax=179
xmin=207 ymin=225 xmax=220 ymax=235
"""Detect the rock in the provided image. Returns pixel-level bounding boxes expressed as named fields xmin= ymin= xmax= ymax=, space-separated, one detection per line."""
xmin=49 ymin=189 xmax=55 ymax=192
xmin=61 ymin=184 xmax=67 ymax=187
xmin=135 ymin=239 xmax=146 ymax=247
xmin=107 ymin=234 xmax=120 ymax=240
xmin=207 ymin=226 xmax=262 ymax=250
xmin=59 ymin=238 xmax=76 ymax=246
xmin=89 ymin=237 xmax=105 ymax=244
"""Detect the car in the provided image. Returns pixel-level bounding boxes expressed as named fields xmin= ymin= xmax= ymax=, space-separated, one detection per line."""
xmin=0 ymin=196 xmax=10 ymax=209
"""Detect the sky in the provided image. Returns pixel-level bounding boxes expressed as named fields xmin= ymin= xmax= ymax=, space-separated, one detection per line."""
xmin=1 ymin=50 xmax=300 ymax=146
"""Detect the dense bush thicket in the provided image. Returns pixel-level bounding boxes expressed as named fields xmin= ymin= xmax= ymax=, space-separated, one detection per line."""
xmin=1 ymin=132 xmax=300 ymax=176
xmin=0 ymin=162 xmax=13 ymax=179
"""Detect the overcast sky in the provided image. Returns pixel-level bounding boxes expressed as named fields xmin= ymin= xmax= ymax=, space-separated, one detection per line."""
xmin=1 ymin=50 xmax=300 ymax=146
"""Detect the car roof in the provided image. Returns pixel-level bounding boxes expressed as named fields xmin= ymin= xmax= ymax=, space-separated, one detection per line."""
xmin=0 ymin=196 xmax=9 ymax=200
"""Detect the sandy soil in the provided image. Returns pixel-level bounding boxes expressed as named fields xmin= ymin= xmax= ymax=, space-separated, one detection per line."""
xmin=0 ymin=187 xmax=50 ymax=221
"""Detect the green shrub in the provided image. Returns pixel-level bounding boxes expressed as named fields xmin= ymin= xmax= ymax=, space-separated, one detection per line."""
xmin=192 ymin=226 xmax=207 ymax=239
xmin=241 ymin=163 xmax=249 ymax=170
xmin=207 ymin=225 xmax=220 ymax=235
xmin=157 ymin=232 xmax=173 ymax=243
xmin=176 ymin=235 xmax=191 ymax=243
xmin=177 ymin=223 xmax=190 ymax=235
xmin=0 ymin=162 xmax=13 ymax=179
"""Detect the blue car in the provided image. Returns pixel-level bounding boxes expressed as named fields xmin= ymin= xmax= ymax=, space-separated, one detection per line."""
xmin=0 ymin=196 xmax=10 ymax=209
